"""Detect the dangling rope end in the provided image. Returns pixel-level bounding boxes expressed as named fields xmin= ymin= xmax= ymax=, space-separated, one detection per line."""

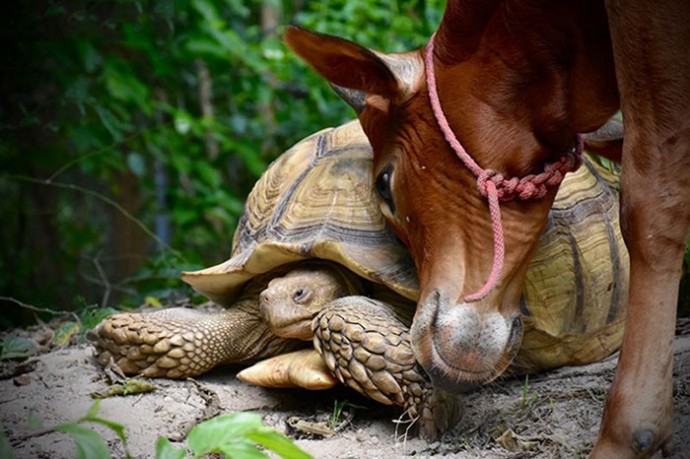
xmin=463 ymin=185 xmax=505 ymax=302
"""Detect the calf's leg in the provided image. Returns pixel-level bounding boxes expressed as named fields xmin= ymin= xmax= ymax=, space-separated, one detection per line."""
xmin=592 ymin=1 xmax=690 ymax=457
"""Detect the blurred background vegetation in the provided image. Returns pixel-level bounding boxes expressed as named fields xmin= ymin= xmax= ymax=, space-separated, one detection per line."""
xmin=1 ymin=0 xmax=688 ymax=329
xmin=0 ymin=0 xmax=444 ymax=327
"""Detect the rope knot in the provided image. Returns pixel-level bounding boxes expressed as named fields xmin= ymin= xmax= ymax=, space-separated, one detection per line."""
xmin=425 ymin=33 xmax=584 ymax=302
xmin=477 ymin=169 xmax=501 ymax=198
xmin=476 ymin=150 xmax=582 ymax=203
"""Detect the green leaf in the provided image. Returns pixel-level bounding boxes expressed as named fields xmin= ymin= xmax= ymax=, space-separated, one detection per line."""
xmin=173 ymin=113 xmax=193 ymax=135
xmin=27 ymin=411 xmax=44 ymax=429
xmin=0 ymin=423 xmax=14 ymax=459
xmin=187 ymin=413 xmax=262 ymax=453
xmin=85 ymin=400 xmax=102 ymax=419
xmin=56 ymin=423 xmax=112 ymax=459
xmin=0 ymin=336 xmax=38 ymax=361
xmin=185 ymin=413 xmax=311 ymax=459
xmin=247 ymin=431 xmax=313 ymax=459
xmin=217 ymin=442 xmax=268 ymax=459
xmin=80 ymin=307 xmax=119 ymax=333
xmin=83 ymin=416 xmax=127 ymax=444
xmin=144 ymin=296 xmax=163 ymax=308
xmin=51 ymin=321 xmax=80 ymax=347
xmin=127 ymin=152 xmax=146 ymax=177
xmin=103 ymin=60 xmax=150 ymax=110
xmin=193 ymin=162 xmax=221 ymax=189
xmin=92 ymin=104 xmax=123 ymax=142
xmin=155 ymin=437 xmax=186 ymax=459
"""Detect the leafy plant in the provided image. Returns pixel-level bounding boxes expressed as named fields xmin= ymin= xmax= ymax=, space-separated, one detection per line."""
xmin=6 ymin=402 xmax=310 ymax=459
xmin=157 ymin=412 xmax=312 ymax=459
xmin=0 ymin=424 xmax=14 ymax=459
xmin=0 ymin=336 xmax=39 ymax=362
xmin=0 ymin=0 xmax=445 ymax=327
xmin=5 ymin=401 xmax=132 ymax=459
xmin=328 ymin=399 xmax=365 ymax=430
xmin=520 ymin=375 xmax=539 ymax=411
xmin=4 ymin=0 xmax=686 ymax=330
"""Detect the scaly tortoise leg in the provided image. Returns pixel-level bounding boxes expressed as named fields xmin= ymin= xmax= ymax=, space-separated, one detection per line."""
xmin=313 ymin=296 xmax=460 ymax=441
xmin=89 ymin=301 xmax=300 ymax=379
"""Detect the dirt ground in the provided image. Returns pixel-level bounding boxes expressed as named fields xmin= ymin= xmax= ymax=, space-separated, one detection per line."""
xmin=1 ymin=323 xmax=689 ymax=459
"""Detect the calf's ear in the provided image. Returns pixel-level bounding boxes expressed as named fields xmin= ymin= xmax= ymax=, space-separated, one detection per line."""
xmin=284 ymin=26 xmax=403 ymax=114
xmin=582 ymin=118 xmax=624 ymax=161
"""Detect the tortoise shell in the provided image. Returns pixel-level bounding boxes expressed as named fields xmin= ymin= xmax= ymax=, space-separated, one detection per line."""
xmin=182 ymin=120 xmax=629 ymax=371
xmin=182 ymin=120 xmax=417 ymax=303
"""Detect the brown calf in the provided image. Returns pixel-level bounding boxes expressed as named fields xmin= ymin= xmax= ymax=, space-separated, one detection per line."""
xmin=285 ymin=0 xmax=690 ymax=456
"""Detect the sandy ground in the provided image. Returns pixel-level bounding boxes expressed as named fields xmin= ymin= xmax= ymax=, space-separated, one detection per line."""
xmin=1 ymin=325 xmax=689 ymax=459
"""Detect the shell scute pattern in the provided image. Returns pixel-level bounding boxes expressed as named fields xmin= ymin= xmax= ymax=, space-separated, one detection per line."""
xmin=92 ymin=119 xmax=629 ymax=441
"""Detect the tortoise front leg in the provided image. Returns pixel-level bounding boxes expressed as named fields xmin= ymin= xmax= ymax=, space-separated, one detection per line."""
xmin=89 ymin=302 xmax=300 ymax=379
xmin=313 ymin=296 xmax=460 ymax=441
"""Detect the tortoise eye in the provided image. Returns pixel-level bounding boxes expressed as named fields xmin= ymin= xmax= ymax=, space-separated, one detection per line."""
xmin=375 ymin=166 xmax=395 ymax=213
xmin=293 ymin=288 xmax=311 ymax=303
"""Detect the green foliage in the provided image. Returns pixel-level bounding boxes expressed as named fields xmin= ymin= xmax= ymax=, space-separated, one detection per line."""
xmin=157 ymin=412 xmax=312 ymax=459
xmin=328 ymin=399 xmax=365 ymax=430
xmin=520 ymin=375 xmax=538 ymax=411
xmin=0 ymin=0 xmax=444 ymax=324
xmin=0 ymin=336 xmax=39 ymax=361
xmin=66 ymin=405 xmax=128 ymax=458
xmin=5 ymin=402 xmax=310 ymax=458
xmin=6 ymin=1 xmax=684 ymax=323
xmin=0 ymin=424 xmax=14 ymax=459
xmin=4 ymin=401 xmax=133 ymax=459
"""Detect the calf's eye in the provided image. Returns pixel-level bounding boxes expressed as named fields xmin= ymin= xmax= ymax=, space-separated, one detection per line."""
xmin=375 ymin=166 xmax=395 ymax=213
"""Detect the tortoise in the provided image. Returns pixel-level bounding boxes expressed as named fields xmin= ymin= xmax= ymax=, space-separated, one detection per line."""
xmin=90 ymin=119 xmax=629 ymax=439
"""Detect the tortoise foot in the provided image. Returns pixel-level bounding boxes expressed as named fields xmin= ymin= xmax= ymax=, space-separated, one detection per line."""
xmin=313 ymin=296 xmax=460 ymax=440
xmin=413 ymin=389 xmax=461 ymax=442
xmin=89 ymin=307 xmax=237 ymax=378
xmin=237 ymin=349 xmax=337 ymax=390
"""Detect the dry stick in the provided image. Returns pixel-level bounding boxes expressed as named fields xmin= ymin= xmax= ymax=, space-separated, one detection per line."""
xmin=78 ymin=271 xmax=135 ymax=297
xmin=77 ymin=252 xmax=138 ymax=297
xmin=0 ymin=297 xmax=80 ymax=323
xmin=91 ymin=254 xmax=112 ymax=309
xmin=9 ymin=426 xmax=60 ymax=448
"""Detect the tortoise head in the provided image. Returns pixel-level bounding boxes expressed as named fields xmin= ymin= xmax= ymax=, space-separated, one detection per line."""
xmin=285 ymin=20 xmax=618 ymax=392
xmin=259 ymin=263 xmax=361 ymax=341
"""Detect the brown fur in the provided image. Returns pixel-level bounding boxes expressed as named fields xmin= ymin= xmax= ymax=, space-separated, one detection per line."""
xmin=285 ymin=1 xmax=690 ymax=456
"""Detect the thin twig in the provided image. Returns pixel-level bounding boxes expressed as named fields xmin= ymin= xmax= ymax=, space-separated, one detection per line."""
xmin=92 ymin=254 xmax=111 ymax=308
xmin=5 ymin=174 xmax=177 ymax=255
xmin=196 ymin=59 xmax=219 ymax=161
xmin=10 ymin=427 xmax=58 ymax=447
xmin=0 ymin=297 xmax=80 ymax=323
xmin=78 ymin=271 xmax=136 ymax=297
xmin=46 ymin=131 xmax=145 ymax=183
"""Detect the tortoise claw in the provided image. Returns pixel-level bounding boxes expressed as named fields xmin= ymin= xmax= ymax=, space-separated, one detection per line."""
xmin=313 ymin=296 xmax=460 ymax=439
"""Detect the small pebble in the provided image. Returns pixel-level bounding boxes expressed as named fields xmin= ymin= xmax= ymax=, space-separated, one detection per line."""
xmin=13 ymin=374 xmax=31 ymax=386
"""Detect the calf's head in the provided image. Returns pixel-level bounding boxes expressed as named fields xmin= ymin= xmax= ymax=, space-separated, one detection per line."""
xmin=285 ymin=25 xmax=612 ymax=392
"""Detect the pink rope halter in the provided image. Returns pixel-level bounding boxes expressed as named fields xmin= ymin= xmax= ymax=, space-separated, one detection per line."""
xmin=424 ymin=34 xmax=583 ymax=302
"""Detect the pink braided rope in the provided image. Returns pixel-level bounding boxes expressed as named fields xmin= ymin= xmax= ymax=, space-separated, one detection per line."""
xmin=424 ymin=34 xmax=582 ymax=302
